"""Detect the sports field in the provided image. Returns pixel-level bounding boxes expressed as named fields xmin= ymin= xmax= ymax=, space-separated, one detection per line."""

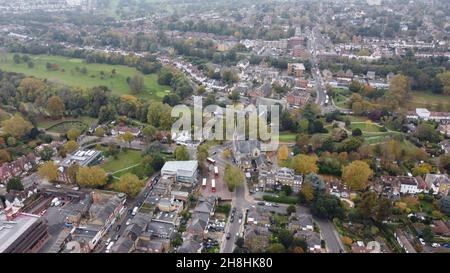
xmin=0 ymin=53 xmax=170 ymax=101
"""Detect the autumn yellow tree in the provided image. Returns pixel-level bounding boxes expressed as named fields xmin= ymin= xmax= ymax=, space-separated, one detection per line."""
xmin=342 ymin=236 xmax=353 ymax=246
xmin=224 ymin=164 xmax=245 ymax=192
xmin=223 ymin=149 xmax=231 ymax=158
xmin=18 ymin=77 xmax=46 ymax=102
xmin=0 ymin=149 xmax=11 ymax=164
xmin=63 ymin=140 xmax=79 ymax=154
xmin=95 ymin=127 xmax=105 ymax=137
xmin=300 ymin=182 xmax=314 ymax=203
xmin=291 ymin=154 xmax=318 ymax=174
xmin=278 ymin=145 xmax=289 ymax=161
xmin=76 ymin=166 xmax=107 ymax=188
xmin=46 ymin=96 xmax=65 ymax=119
xmin=113 ymin=173 xmax=144 ymax=197
xmin=67 ymin=128 xmax=81 ymax=141
xmin=2 ymin=114 xmax=33 ymax=138
xmin=38 ymin=161 xmax=59 ymax=182
xmin=342 ymin=160 xmax=373 ymax=191
xmin=412 ymin=163 xmax=432 ymax=177
xmin=120 ymin=131 xmax=135 ymax=148
xmin=386 ymin=74 xmax=411 ymax=110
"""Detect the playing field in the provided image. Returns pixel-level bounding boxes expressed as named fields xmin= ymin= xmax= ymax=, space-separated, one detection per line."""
xmin=100 ymin=149 xmax=142 ymax=174
xmin=0 ymin=53 xmax=170 ymax=101
xmin=409 ymin=91 xmax=450 ymax=111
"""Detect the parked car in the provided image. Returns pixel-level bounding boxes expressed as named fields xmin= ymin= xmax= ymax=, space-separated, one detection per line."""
xmin=257 ymin=201 xmax=265 ymax=206
xmin=419 ymin=238 xmax=426 ymax=245
xmin=115 ymin=225 xmax=121 ymax=232
xmin=126 ymin=219 xmax=131 ymax=226
xmin=226 ymin=233 xmax=231 ymax=240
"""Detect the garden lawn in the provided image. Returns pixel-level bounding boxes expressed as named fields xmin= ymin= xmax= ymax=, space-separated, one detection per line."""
xmin=0 ymin=53 xmax=170 ymax=101
xmin=37 ymin=116 xmax=97 ymax=130
xmin=100 ymin=149 xmax=142 ymax=174
xmin=349 ymin=122 xmax=383 ymax=133
xmin=278 ymin=131 xmax=297 ymax=142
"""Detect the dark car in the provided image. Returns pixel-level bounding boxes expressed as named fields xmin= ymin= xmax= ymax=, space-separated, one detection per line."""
xmin=226 ymin=233 xmax=231 ymax=240
xmin=230 ymin=216 xmax=234 ymax=223
xmin=115 ymin=225 xmax=121 ymax=231
xmin=114 ymin=234 xmax=120 ymax=241
xmin=232 ymin=207 xmax=236 ymax=213
xmin=257 ymin=201 xmax=265 ymax=206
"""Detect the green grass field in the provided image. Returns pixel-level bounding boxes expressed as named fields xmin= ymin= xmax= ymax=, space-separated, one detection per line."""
xmin=0 ymin=54 xmax=170 ymax=101
xmin=37 ymin=116 xmax=97 ymax=130
xmin=278 ymin=132 xmax=297 ymax=142
xmin=349 ymin=122 xmax=384 ymax=133
xmin=409 ymin=91 xmax=450 ymax=111
xmin=100 ymin=149 xmax=142 ymax=174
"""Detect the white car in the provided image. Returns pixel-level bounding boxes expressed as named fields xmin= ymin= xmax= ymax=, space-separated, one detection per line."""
xmin=419 ymin=238 xmax=426 ymax=245
xmin=431 ymin=243 xmax=440 ymax=248
xmin=0 ymin=184 xmax=4 ymax=188
xmin=55 ymin=184 xmax=62 ymax=189
xmin=126 ymin=219 xmax=131 ymax=226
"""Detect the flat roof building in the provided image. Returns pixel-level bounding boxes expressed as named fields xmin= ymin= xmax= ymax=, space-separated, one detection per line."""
xmin=60 ymin=149 xmax=103 ymax=168
xmin=161 ymin=161 xmax=198 ymax=184
xmin=0 ymin=212 xmax=48 ymax=253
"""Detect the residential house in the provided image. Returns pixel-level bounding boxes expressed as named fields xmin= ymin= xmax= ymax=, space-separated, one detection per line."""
xmin=294 ymin=230 xmax=322 ymax=252
xmin=286 ymin=91 xmax=311 ymax=108
xmin=243 ymin=225 xmax=270 ymax=253
xmin=289 ymin=213 xmax=314 ymax=231
xmin=111 ymin=125 xmax=141 ymax=137
xmin=439 ymin=124 xmax=450 ymax=137
xmin=395 ymin=230 xmax=416 ymax=253
xmin=424 ymin=174 xmax=450 ymax=195
xmin=432 ymin=220 xmax=450 ymax=236
xmin=246 ymin=207 xmax=271 ymax=226
xmin=287 ymin=63 xmax=305 ymax=77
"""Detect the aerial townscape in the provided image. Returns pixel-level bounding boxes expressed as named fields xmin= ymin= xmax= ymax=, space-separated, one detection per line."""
xmin=0 ymin=0 xmax=450 ymax=256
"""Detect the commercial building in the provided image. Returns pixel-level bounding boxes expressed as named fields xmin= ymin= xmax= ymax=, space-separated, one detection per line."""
xmin=161 ymin=161 xmax=198 ymax=184
xmin=0 ymin=211 xmax=49 ymax=253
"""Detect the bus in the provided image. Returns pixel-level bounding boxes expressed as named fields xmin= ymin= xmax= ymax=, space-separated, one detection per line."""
xmin=202 ymin=178 xmax=207 ymax=189
xmin=207 ymin=157 xmax=216 ymax=164
xmin=211 ymin=179 xmax=216 ymax=193
xmin=214 ymin=166 xmax=219 ymax=177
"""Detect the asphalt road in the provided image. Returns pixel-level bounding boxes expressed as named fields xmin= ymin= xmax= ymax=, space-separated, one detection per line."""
xmin=222 ymin=183 xmax=248 ymax=253
xmin=95 ymin=173 xmax=159 ymax=253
